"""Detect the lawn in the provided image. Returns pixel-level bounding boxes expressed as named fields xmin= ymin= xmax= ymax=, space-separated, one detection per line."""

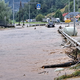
xmin=15 ymin=22 xmax=47 ymax=24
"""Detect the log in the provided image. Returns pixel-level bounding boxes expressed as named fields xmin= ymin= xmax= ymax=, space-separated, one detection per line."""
xmin=42 ymin=61 xmax=77 ymax=69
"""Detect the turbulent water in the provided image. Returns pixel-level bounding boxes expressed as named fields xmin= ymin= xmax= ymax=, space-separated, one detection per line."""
xmin=0 ymin=25 xmax=73 ymax=80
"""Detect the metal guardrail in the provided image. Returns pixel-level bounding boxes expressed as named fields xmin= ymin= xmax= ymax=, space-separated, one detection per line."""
xmin=58 ymin=28 xmax=80 ymax=50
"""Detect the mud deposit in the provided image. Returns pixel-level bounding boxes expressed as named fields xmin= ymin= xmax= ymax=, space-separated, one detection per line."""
xmin=0 ymin=26 xmax=74 ymax=80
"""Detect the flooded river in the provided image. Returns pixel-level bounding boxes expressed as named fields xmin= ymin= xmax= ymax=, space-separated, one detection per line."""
xmin=0 ymin=25 xmax=73 ymax=80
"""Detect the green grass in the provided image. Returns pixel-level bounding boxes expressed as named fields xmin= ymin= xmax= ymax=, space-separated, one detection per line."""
xmin=54 ymin=64 xmax=80 ymax=80
xmin=70 ymin=64 xmax=80 ymax=69
xmin=15 ymin=22 xmax=47 ymax=24
xmin=55 ymin=70 xmax=80 ymax=80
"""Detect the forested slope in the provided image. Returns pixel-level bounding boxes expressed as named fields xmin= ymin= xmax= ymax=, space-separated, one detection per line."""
xmin=4 ymin=0 xmax=80 ymax=20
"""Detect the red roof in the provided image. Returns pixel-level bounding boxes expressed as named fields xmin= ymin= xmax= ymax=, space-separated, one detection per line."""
xmin=62 ymin=13 xmax=68 ymax=17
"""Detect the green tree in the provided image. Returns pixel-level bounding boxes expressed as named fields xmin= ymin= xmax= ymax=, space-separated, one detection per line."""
xmin=0 ymin=0 xmax=12 ymax=22
xmin=64 ymin=1 xmax=79 ymax=13
xmin=36 ymin=14 xmax=44 ymax=21
xmin=54 ymin=9 xmax=63 ymax=21
xmin=55 ymin=0 xmax=68 ymax=9
xmin=41 ymin=4 xmax=48 ymax=15
xmin=15 ymin=0 xmax=70 ymax=21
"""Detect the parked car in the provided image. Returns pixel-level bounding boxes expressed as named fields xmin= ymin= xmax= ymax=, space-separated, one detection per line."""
xmin=47 ymin=21 xmax=55 ymax=28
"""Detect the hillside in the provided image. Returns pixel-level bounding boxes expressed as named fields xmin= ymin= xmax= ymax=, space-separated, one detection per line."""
xmin=22 ymin=0 xmax=69 ymax=19
xmin=4 ymin=0 xmax=80 ymax=21
xmin=5 ymin=0 xmax=68 ymax=11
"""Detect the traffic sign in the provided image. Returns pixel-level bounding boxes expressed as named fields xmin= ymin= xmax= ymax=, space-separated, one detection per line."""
xmin=37 ymin=3 xmax=41 ymax=9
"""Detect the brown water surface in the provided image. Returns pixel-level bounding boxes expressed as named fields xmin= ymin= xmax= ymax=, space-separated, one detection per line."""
xmin=0 ymin=26 xmax=73 ymax=80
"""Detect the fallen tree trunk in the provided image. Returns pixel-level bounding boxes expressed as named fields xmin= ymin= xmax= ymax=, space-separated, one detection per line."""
xmin=41 ymin=61 xmax=78 ymax=69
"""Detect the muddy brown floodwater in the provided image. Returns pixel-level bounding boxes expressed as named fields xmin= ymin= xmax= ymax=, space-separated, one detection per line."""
xmin=0 ymin=25 xmax=74 ymax=80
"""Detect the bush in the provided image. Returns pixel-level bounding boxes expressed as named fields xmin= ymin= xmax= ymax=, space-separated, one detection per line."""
xmin=36 ymin=14 xmax=44 ymax=21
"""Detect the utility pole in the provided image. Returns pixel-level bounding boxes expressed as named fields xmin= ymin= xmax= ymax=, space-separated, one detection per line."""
xmin=14 ymin=1 xmax=28 ymax=26
xmin=68 ymin=0 xmax=70 ymax=13
xmin=19 ymin=1 xmax=22 ymax=25
xmin=13 ymin=0 xmax=37 ymax=27
xmin=13 ymin=0 xmax=14 ymax=24
xmin=29 ymin=1 xmax=30 ymax=27
xmin=28 ymin=1 xmax=37 ymax=27
xmin=22 ymin=8 xmax=25 ymax=26
xmin=77 ymin=0 xmax=79 ymax=12
xmin=73 ymin=0 xmax=75 ymax=36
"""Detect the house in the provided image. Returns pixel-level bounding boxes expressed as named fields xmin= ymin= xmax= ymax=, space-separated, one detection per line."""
xmin=62 ymin=13 xmax=68 ymax=17
xmin=63 ymin=12 xmax=80 ymax=21
xmin=62 ymin=13 xmax=68 ymax=21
